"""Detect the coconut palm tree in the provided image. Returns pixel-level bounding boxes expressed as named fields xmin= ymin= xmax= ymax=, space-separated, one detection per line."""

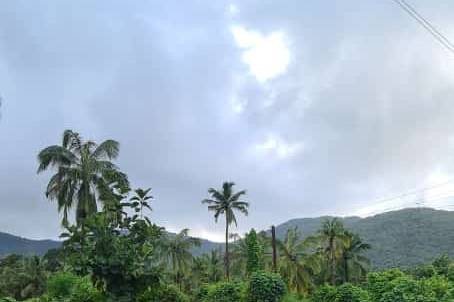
xmin=202 ymin=181 xmax=249 ymax=280
xmin=341 ymin=231 xmax=371 ymax=283
xmin=278 ymin=227 xmax=321 ymax=294
xmin=37 ymin=130 xmax=129 ymax=226
xmin=317 ymin=218 xmax=348 ymax=285
xmin=160 ymin=229 xmax=200 ymax=287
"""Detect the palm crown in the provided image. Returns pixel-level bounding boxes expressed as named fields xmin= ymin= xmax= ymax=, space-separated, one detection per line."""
xmin=37 ymin=130 xmax=129 ymax=226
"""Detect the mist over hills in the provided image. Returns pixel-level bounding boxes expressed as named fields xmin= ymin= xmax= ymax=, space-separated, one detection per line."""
xmin=2 ymin=208 xmax=454 ymax=269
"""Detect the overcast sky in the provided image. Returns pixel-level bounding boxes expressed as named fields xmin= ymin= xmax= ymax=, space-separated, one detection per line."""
xmin=1 ymin=1 xmax=454 ymax=242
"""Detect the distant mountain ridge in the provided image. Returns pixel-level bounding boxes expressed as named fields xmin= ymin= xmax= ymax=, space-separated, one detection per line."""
xmin=0 ymin=232 xmax=60 ymax=256
xmin=2 ymin=208 xmax=454 ymax=269
xmin=273 ymin=207 xmax=454 ymax=269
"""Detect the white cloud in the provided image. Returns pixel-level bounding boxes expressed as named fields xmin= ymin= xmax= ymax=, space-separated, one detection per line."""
xmin=231 ymin=26 xmax=290 ymax=82
xmin=255 ymin=134 xmax=303 ymax=159
xmin=227 ymin=3 xmax=239 ymax=16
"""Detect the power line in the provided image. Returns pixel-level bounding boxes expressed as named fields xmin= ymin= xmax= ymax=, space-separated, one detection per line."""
xmin=366 ymin=179 xmax=454 ymax=206
xmin=399 ymin=0 xmax=454 ymax=49
xmin=358 ymin=180 xmax=454 ymax=216
xmin=391 ymin=0 xmax=454 ymax=54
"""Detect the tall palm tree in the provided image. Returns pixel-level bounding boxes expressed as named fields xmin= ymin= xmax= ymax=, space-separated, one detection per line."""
xmin=317 ymin=218 xmax=347 ymax=285
xmin=202 ymin=182 xmax=249 ymax=280
xmin=341 ymin=231 xmax=371 ymax=283
xmin=278 ymin=227 xmax=321 ymax=294
xmin=160 ymin=229 xmax=200 ymax=287
xmin=130 ymin=188 xmax=153 ymax=219
xmin=37 ymin=130 xmax=129 ymax=226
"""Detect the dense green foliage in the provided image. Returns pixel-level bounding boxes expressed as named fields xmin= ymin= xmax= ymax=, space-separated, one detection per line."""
xmin=248 ymin=271 xmax=286 ymax=302
xmin=245 ymin=229 xmax=262 ymax=275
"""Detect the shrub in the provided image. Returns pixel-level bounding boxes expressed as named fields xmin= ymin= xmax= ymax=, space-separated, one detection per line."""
xmin=193 ymin=284 xmax=209 ymax=302
xmin=46 ymin=272 xmax=104 ymax=302
xmin=380 ymin=276 xmax=437 ymax=302
xmin=334 ymin=283 xmax=369 ymax=302
xmin=311 ymin=285 xmax=337 ymax=302
xmin=203 ymin=281 xmax=245 ymax=302
xmin=412 ymin=264 xmax=436 ymax=279
xmin=138 ymin=284 xmax=189 ymax=302
xmin=366 ymin=269 xmax=405 ymax=301
xmin=46 ymin=272 xmax=80 ymax=299
xmin=422 ymin=276 xmax=454 ymax=301
xmin=248 ymin=271 xmax=286 ymax=302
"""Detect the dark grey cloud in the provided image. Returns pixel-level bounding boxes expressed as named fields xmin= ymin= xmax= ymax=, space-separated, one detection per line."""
xmin=1 ymin=0 xmax=454 ymax=241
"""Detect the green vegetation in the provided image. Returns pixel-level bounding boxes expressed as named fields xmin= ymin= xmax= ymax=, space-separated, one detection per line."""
xmin=1 ymin=130 xmax=454 ymax=301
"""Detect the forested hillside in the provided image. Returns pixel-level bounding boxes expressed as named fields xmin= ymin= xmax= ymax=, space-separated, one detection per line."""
xmin=274 ymin=208 xmax=454 ymax=268
xmin=0 ymin=232 xmax=60 ymax=256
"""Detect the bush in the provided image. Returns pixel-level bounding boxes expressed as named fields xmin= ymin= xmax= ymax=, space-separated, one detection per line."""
xmin=334 ymin=284 xmax=369 ymax=302
xmin=311 ymin=285 xmax=337 ymax=302
xmin=380 ymin=276 xmax=437 ymax=302
xmin=138 ymin=284 xmax=189 ymax=302
xmin=203 ymin=281 xmax=245 ymax=302
xmin=412 ymin=264 xmax=436 ymax=279
xmin=46 ymin=272 xmax=80 ymax=299
xmin=248 ymin=271 xmax=286 ymax=302
xmin=46 ymin=272 xmax=104 ymax=302
xmin=366 ymin=269 xmax=405 ymax=301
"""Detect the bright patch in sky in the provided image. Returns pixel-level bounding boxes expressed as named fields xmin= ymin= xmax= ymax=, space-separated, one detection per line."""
xmin=230 ymin=97 xmax=247 ymax=114
xmin=422 ymin=170 xmax=454 ymax=208
xmin=227 ymin=3 xmax=239 ymax=15
xmin=231 ymin=26 xmax=290 ymax=82
xmin=255 ymin=134 xmax=303 ymax=159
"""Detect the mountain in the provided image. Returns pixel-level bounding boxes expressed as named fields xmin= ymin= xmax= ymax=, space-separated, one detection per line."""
xmin=273 ymin=207 xmax=454 ymax=269
xmin=2 ymin=208 xmax=454 ymax=270
xmin=0 ymin=232 xmax=60 ymax=256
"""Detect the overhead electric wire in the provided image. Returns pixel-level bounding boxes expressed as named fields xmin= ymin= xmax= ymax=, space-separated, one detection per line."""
xmin=398 ymin=0 xmax=454 ymax=50
xmin=365 ymin=179 xmax=454 ymax=206
xmin=391 ymin=0 xmax=454 ymax=54
xmin=358 ymin=180 xmax=454 ymax=216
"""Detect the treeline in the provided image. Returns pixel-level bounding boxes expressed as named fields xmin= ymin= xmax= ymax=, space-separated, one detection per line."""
xmin=0 ymin=129 xmax=453 ymax=302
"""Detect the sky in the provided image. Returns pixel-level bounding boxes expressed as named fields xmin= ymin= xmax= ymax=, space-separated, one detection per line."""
xmin=1 ymin=1 xmax=454 ymax=242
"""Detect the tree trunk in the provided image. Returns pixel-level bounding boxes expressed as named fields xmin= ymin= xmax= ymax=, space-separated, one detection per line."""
xmin=271 ymin=226 xmax=277 ymax=273
xmin=225 ymin=220 xmax=230 ymax=281
xmin=343 ymin=255 xmax=348 ymax=283
xmin=330 ymin=237 xmax=336 ymax=285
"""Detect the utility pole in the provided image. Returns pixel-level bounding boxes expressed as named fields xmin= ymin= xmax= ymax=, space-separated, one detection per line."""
xmin=271 ymin=225 xmax=277 ymax=272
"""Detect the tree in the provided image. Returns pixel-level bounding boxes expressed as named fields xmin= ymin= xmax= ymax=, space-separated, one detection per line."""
xmin=316 ymin=218 xmax=347 ymax=285
xmin=61 ymin=200 xmax=162 ymax=301
xmin=204 ymin=250 xmax=224 ymax=283
xmin=129 ymin=188 xmax=153 ymax=219
xmin=160 ymin=229 xmax=200 ymax=288
xmin=202 ymin=181 xmax=249 ymax=280
xmin=37 ymin=130 xmax=129 ymax=226
xmin=245 ymin=229 xmax=263 ymax=276
xmin=341 ymin=231 xmax=370 ymax=283
xmin=278 ymin=227 xmax=320 ymax=294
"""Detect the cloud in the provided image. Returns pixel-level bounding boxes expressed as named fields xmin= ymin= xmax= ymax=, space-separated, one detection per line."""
xmin=231 ymin=25 xmax=290 ymax=82
xmin=1 ymin=0 xmax=454 ymax=241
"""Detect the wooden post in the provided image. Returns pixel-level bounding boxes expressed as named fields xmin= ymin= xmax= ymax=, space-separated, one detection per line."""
xmin=271 ymin=225 xmax=277 ymax=273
